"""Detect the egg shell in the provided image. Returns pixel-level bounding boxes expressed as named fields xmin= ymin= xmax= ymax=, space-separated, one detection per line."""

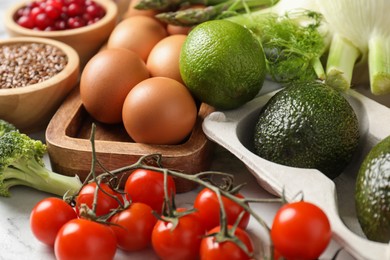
xmin=80 ymin=48 xmax=150 ymax=124
xmin=122 ymin=77 xmax=197 ymax=145
xmin=107 ymin=15 xmax=168 ymax=61
xmin=146 ymin=34 xmax=187 ymax=84
xmin=166 ymin=24 xmax=192 ymax=35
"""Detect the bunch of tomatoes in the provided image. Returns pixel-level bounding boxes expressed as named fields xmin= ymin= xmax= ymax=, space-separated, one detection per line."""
xmin=29 ymin=165 xmax=332 ymax=260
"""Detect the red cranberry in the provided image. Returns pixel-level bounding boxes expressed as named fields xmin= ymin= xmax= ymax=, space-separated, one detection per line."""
xmin=39 ymin=2 xmax=47 ymax=9
xmin=68 ymin=16 xmax=86 ymax=29
xmin=54 ymin=19 xmax=67 ymax=30
xmin=86 ymin=4 xmax=100 ymax=18
xmin=34 ymin=12 xmax=52 ymax=30
xmin=45 ymin=5 xmax=61 ymax=20
xmin=72 ymin=0 xmax=87 ymax=5
xmin=17 ymin=16 xmax=34 ymax=29
xmin=82 ymin=13 xmax=92 ymax=22
xmin=67 ymin=3 xmax=84 ymax=17
xmin=46 ymin=0 xmax=63 ymax=10
xmin=29 ymin=6 xmax=43 ymax=21
xmin=15 ymin=8 xmax=26 ymax=19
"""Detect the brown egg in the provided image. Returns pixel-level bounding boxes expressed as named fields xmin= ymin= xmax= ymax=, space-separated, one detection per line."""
xmin=80 ymin=48 xmax=149 ymax=124
xmin=166 ymin=24 xmax=192 ymax=35
xmin=146 ymin=34 xmax=187 ymax=84
xmin=122 ymin=77 xmax=197 ymax=145
xmin=107 ymin=16 xmax=168 ymax=61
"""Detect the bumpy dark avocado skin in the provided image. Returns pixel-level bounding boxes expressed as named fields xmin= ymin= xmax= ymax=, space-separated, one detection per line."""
xmin=355 ymin=135 xmax=390 ymax=243
xmin=253 ymin=81 xmax=360 ymax=179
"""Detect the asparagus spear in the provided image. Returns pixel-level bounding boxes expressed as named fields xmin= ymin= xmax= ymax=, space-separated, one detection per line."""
xmin=135 ymin=0 xmax=228 ymax=11
xmin=155 ymin=0 xmax=278 ymax=26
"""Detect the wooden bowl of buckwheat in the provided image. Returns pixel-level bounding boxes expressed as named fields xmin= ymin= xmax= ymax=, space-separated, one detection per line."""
xmin=0 ymin=37 xmax=79 ymax=133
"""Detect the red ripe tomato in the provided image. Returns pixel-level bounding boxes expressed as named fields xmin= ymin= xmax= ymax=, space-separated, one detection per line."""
xmin=271 ymin=201 xmax=331 ymax=260
xmin=55 ymin=218 xmax=117 ymax=260
xmin=152 ymin=208 xmax=206 ymax=260
xmin=199 ymin=225 xmax=254 ymax=260
xmin=124 ymin=169 xmax=176 ymax=213
xmin=30 ymin=197 xmax=77 ymax=246
xmin=110 ymin=202 xmax=157 ymax=251
xmin=75 ymin=182 xmax=122 ymax=217
xmin=194 ymin=188 xmax=250 ymax=231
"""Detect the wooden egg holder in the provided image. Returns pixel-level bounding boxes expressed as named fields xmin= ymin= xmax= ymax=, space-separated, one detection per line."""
xmin=45 ymin=86 xmax=215 ymax=193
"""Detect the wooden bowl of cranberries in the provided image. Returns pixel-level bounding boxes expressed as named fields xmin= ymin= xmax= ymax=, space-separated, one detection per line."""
xmin=4 ymin=0 xmax=118 ymax=66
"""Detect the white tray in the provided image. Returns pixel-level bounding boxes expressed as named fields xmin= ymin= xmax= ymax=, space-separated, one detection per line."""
xmin=202 ymin=81 xmax=390 ymax=260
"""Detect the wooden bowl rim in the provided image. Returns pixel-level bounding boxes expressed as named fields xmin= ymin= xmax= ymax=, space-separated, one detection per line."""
xmin=0 ymin=36 xmax=80 ymax=95
xmin=4 ymin=0 xmax=118 ymax=38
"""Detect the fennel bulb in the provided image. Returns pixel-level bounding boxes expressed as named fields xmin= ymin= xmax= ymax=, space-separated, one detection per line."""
xmin=316 ymin=0 xmax=390 ymax=95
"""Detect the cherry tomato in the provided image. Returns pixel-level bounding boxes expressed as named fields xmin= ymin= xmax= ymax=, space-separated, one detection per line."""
xmin=30 ymin=197 xmax=77 ymax=246
xmin=152 ymin=208 xmax=206 ymax=260
xmin=110 ymin=202 xmax=157 ymax=251
xmin=124 ymin=169 xmax=176 ymax=213
xmin=199 ymin=225 xmax=254 ymax=260
xmin=194 ymin=188 xmax=250 ymax=231
xmin=55 ymin=218 xmax=117 ymax=260
xmin=75 ymin=182 xmax=122 ymax=217
xmin=271 ymin=201 xmax=331 ymax=260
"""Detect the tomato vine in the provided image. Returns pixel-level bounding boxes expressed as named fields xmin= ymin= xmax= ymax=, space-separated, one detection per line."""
xmin=59 ymin=123 xmax=332 ymax=260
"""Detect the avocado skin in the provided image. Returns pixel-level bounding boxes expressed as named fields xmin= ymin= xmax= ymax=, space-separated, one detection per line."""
xmin=253 ymin=81 xmax=360 ymax=179
xmin=355 ymin=135 xmax=390 ymax=243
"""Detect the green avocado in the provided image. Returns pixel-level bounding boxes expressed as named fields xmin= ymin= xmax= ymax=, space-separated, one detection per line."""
xmin=253 ymin=81 xmax=360 ymax=179
xmin=355 ymin=135 xmax=390 ymax=242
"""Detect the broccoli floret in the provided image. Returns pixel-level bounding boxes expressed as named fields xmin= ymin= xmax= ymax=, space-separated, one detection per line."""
xmin=0 ymin=130 xmax=82 ymax=197
xmin=0 ymin=120 xmax=16 ymax=137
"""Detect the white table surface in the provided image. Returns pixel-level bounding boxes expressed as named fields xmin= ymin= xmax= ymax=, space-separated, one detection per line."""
xmin=1 ymin=1 xmax=389 ymax=259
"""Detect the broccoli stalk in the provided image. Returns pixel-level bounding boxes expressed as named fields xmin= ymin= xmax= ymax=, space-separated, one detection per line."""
xmin=0 ymin=131 xmax=82 ymax=197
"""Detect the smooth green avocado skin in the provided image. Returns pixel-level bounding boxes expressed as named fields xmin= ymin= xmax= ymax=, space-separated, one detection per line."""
xmin=253 ymin=82 xmax=360 ymax=179
xmin=355 ymin=135 xmax=390 ymax=243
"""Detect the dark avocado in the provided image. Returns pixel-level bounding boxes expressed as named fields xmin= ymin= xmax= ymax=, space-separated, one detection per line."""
xmin=253 ymin=81 xmax=360 ymax=179
xmin=355 ymin=135 xmax=390 ymax=242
